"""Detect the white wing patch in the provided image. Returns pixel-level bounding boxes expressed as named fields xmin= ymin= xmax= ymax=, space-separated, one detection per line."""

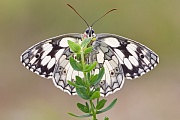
xmin=103 ymin=37 xmax=120 ymax=47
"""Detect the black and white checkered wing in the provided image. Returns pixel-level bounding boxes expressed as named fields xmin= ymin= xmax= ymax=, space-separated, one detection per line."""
xmin=20 ymin=32 xmax=159 ymax=97
xmin=96 ymin=33 xmax=159 ymax=79
xmin=52 ymin=47 xmax=85 ymax=95
xmin=89 ymin=33 xmax=159 ymax=96
xmin=20 ymin=34 xmax=81 ymax=79
xmin=89 ymin=40 xmax=125 ymax=96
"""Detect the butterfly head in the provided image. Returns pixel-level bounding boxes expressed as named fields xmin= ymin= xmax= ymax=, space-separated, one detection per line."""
xmin=83 ymin=27 xmax=96 ymax=38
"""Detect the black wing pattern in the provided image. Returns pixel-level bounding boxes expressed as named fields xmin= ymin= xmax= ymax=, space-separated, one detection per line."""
xmin=86 ymin=33 xmax=159 ymax=96
xmin=89 ymin=40 xmax=125 ymax=96
xmin=21 ymin=34 xmax=81 ymax=78
xmin=96 ymin=33 xmax=159 ymax=79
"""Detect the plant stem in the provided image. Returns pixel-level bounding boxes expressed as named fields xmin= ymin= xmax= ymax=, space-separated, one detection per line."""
xmin=80 ymin=50 xmax=85 ymax=70
xmin=81 ymin=46 xmax=97 ymax=120
xmin=90 ymin=99 xmax=96 ymax=120
xmin=81 ymin=49 xmax=88 ymax=85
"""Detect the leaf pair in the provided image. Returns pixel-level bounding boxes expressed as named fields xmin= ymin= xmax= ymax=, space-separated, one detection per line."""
xmin=68 ymin=38 xmax=91 ymax=53
xmin=68 ymin=99 xmax=117 ymax=118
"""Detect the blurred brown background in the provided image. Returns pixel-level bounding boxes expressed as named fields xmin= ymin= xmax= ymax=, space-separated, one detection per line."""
xmin=0 ymin=0 xmax=180 ymax=120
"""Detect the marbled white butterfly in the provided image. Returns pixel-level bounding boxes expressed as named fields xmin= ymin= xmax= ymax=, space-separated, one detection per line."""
xmin=20 ymin=4 xmax=159 ymax=97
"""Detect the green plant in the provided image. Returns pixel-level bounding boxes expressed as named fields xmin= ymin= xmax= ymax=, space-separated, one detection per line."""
xmin=67 ymin=38 xmax=117 ymax=120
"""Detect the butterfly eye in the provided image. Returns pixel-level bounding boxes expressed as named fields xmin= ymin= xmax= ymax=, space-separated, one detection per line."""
xmin=86 ymin=29 xmax=89 ymax=34
xmin=91 ymin=29 xmax=94 ymax=34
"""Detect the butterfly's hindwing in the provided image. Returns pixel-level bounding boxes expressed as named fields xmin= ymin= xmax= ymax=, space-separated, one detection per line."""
xmin=52 ymin=46 xmax=86 ymax=95
xmin=89 ymin=40 xmax=125 ymax=96
xmin=53 ymin=47 xmax=75 ymax=95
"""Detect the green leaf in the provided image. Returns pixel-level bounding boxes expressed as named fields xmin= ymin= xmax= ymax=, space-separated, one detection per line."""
xmin=85 ymin=64 xmax=91 ymax=69
xmin=84 ymin=62 xmax=97 ymax=72
xmin=68 ymin=40 xmax=81 ymax=53
xmin=96 ymin=99 xmax=107 ymax=110
xmin=81 ymin=38 xmax=91 ymax=48
xmin=76 ymin=87 xmax=90 ymax=100
xmin=84 ymin=47 xmax=93 ymax=54
xmin=90 ymin=74 xmax=98 ymax=85
xmin=75 ymin=76 xmax=84 ymax=86
xmin=95 ymin=87 xmax=100 ymax=92
xmin=90 ymin=91 xmax=100 ymax=100
xmin=104 ymin=117 xmax=109 ymax=120
xmin=87 ymin=72 xmax=90 ymax=82
xmin=68 ymin=81 xmax=85 ymax=88
xmin=68 ymin=112 xmax=92 ymax=118
xmin=76 ymin=62 xmax=83 ymax=70
xmin=90 ymin=67 xmax=105 ymax=86
xmin=85 ymin=102 xmax=89 ymax=112
xmin=89 ymin=87 xmax=100 ymax=98
xmin=76 ymin=53 xmax=81 ymax=61
xmin=77 ymin=103 xmax=89 ymax=113
xmin=69 ymin=57 xmax=82 ymax=71
xmin=97 ymin=98 xmax=117 ymax=114
xmin=97 ymin=67 xmax=105 ymax=81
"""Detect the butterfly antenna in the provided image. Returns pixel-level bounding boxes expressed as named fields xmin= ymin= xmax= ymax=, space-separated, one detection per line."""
xmin=67 ymin=4 xmax=89 ymax=27
xmin=91 ymin=8 xmax=117 ymax=27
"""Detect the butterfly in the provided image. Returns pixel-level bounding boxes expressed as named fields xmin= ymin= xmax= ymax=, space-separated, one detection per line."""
xmin=20 ymin=4 xmax=159 ymax=97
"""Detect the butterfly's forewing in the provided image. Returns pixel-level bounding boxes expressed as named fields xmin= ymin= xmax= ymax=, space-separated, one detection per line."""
xmin=20 ymin=34 xmax=81 ymax=78
xmin=96 ymin=33 xmax=159 ymax=79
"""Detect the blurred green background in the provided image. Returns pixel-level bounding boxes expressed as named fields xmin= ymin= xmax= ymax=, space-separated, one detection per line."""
xmin=0 ymin=0 xmax=180 ymax=120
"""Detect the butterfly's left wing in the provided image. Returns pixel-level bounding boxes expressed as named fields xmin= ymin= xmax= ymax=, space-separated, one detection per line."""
xmin=20 ymin=33 xmax=82 ymax=79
